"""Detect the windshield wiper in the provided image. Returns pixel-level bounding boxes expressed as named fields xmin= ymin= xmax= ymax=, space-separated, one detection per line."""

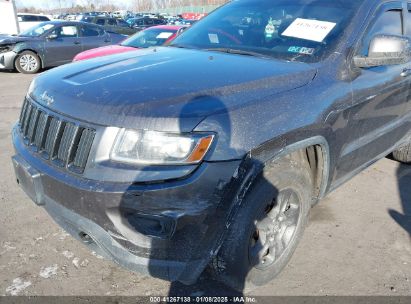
xmin=205 ymin=48 xmax=270 ymax=59
xmin=169 ymin=44 xmax=194 ymax=49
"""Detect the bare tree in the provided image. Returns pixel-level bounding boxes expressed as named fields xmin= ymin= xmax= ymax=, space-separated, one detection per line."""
xmin=17 ymin=0 xmax=228 ymax=14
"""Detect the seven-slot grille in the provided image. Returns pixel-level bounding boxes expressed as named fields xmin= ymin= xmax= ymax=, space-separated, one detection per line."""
xmin=18 ymin=97 xmax=95 ymax=173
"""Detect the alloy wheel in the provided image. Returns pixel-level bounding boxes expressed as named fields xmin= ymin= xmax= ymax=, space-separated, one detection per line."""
xmin=249 ymin=188 xmax=301 ymax=269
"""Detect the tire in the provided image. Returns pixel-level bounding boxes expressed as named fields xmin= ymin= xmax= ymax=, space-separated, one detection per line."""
xmin=392 ymin=143 xmax=411 ymax=164
xmin=15 ymin=51 xmax=41 ymax=74
xmin=211 ymin=157 xmax=312 ymax=291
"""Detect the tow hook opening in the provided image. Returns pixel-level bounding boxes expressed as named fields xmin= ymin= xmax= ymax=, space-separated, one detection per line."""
xmin=79 ymin=232 xmax=94 ymax=244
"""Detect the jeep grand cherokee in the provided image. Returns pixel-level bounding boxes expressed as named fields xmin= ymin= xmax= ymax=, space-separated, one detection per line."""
xmin=11 ymin=0 xmax=411 ymax=291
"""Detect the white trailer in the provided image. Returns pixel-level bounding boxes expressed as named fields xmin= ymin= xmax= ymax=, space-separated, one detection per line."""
xmin=0 ymin=0 xmax=19 ymax=35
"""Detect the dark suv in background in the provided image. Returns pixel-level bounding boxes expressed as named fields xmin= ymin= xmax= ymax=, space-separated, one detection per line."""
xmin=127 ymin=17 xmax=167 ymax=31
xmin=11 ymin=0 xmax=411 ymax=292
xmin=81 ymin=16 xmax=138 ymax=35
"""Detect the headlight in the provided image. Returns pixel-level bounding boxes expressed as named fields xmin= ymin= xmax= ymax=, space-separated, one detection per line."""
xmin=111 ymin=129 xmax=214 ymax=165
xmin=0 ymin=44 xmax=13 ymax=53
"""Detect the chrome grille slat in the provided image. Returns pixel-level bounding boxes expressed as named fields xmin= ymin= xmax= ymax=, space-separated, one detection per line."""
xmin=18 ymin=98 xmax=95 ymax=174
xmin=73 ymin=129 xmax=95 ymax=169
xmin=34 ymin=112 xmax=49 ymax=149
xmin=19 ymin=98 xmax=29 ymax=127
xmin=27 ymin=109 xmax=40 ymax=143
xmin=57 ymin=123 xmax=77 ymax=163
xmin=44 ymin=118 xmax=61 ymax=157
xmin=22 ymin=104 xmax=33 ymax=136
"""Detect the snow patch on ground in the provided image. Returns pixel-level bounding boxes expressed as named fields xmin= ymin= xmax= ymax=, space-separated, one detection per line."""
xmin=39 ymin=264 xmax=58 ymax=279
xmin=72 ymin=257 xmax=80 ymax=268
xmin=91 ymin=251 xmax=104 ymax=259
xmin=80 ymin=259 xmax=89 ymax=267
xmin=61 ymin=250 xmax=74 ymax=259
xmin=58 ymin=231 xmax=70 ymax=241
xmin=3 ymin=242 xmax=16 ymax=251
xmin=5 ymin=278 xmax=32 ymax=295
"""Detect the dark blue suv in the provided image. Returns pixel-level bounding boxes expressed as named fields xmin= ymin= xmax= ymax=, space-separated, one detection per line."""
xmin=11 ymin=0 xmax=411 ymax=291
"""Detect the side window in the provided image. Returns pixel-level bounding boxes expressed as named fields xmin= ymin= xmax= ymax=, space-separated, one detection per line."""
xmin=22 ymin=15 xmax=37 ymax=22
xmin=117 ymin=20 xmax=129 ymax=27
xmin=38 ymin=16 xmax=50 ymax=21
xmin=107 ymin=19 xmax=117 ymax=26
xmin=96 ymin=19 xmax=105 ymax=26
xmin=136 ymin=19 xmax=144 ymax=26
xmin=52 ymin=26 xmax=78 ymax=38
xmin=81 ymin=26 xmax=100 ymax=37
xmin=362 ymin=9 xmax=403 ymax=55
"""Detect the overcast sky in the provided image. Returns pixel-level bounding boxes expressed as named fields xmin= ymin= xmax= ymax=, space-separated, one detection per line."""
xmin=15 ymin=0 xmax=134 ymax=9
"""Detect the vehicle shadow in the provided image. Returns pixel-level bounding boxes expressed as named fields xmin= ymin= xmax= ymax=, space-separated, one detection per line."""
xmin=166 ymin=95 xmax=246 ymax=296
xmin=389 ymin=163 xmax=411 ymax=238
xmin=115 ymin=95 xmax=281 ymax=296
xmin=0 ymin=69 xmax=18 ymax=73
xmin=162 ymin=96 xmax=282 ymax=296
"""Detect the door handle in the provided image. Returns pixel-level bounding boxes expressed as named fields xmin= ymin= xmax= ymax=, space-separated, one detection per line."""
xmin=401 ymin=68 xmax=411 ymax=77
xmin=74 ymin=41 xmax=81 ymax=45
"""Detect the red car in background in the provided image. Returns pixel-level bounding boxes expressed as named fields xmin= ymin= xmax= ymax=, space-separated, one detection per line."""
xmin=73 ymin=25 xmax=186 ymax=61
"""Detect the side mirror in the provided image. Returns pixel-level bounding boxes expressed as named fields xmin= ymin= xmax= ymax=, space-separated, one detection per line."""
xmin=46 ymin=33 xmax=58 ymax=40
xmin=353 ymin=35 xmax=410 ymax=68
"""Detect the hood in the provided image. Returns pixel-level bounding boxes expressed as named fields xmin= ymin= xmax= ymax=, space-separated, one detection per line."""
xmin=0 ymin=35 xmax=33 ymax=45
xmin=73 ymin=45 xmax=137 ymax=62
xmin=30 ymin=47 xmax=317 ymax=132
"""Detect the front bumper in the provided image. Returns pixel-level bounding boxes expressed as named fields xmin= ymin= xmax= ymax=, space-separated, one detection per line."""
xmin=0 ymin=51 xmax=17 ymax=70
xmin=12 ymin=125 xmax=241 ymax=283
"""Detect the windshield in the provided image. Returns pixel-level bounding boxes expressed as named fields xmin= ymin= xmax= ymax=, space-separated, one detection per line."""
xmin=170 ymin=0 xmax=361 ymax=63
xmin=122 ymin=28 xmax=177 ymax=48
xmin=20 ymin=23 xmax=55 ymax=37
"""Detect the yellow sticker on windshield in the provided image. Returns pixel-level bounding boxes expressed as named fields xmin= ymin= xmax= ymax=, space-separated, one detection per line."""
xmin=282 ymin=18 xmax=336 ymax=42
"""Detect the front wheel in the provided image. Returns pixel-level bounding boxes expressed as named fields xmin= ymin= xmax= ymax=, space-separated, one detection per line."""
xmin=15 ymin=51 xmax=41 ymax=74
xmin=392 ymin=142 xmax=411 ymax=164
xmin=211 ymin=157 xmax=312 ymax=291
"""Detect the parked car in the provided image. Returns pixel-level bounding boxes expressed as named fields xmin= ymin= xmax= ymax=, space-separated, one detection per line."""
xmin=73 ymin=25 xmax=186 ymax=61
xmin=17 ymin=13 xmax=51 ymax=33
xmin=180 ymin=19 xmax=197 ymax=26
xmin=0 ymin=21 xmax=125 ymax=74
xmin=11 ymin=0 xmax=411 ymax=292
xmin=127 ymin=17 xmax=166 ymax=31
xmin=81 ymin=16 xmax=137 ymax=36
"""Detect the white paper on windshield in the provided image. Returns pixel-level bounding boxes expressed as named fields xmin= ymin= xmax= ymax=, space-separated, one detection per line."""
xmin=281 ymin=18 xmax=336 ymax=42
xmin=156 ymin=32 xmax=173 ymax=39
xmin=208 ymin=33 xmax=219 ymax=44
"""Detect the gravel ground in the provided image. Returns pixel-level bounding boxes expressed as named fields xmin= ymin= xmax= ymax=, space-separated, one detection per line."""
xmin=0 ymin=71 xmax=410 ymax=297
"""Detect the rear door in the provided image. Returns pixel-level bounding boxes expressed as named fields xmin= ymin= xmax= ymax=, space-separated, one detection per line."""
xmin=144 ymin=18 xmax=154 ymax=30
xmin=133 ymin=18 xmax=145 ymax=31
xmin=106 ymin=18 xmax=118 ymax=33
xmin=79 ymin=24 xmax=110 ymax=51
xmin=95 ymin=18 xmax=106 ymax=28
xmin=44 ymin=24 xmax=82 ymax=66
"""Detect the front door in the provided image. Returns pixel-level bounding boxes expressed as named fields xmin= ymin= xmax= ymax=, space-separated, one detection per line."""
xmin=44 ymin=25 xmax=82 ymax=65
xmin=336 ymin=3 xmax=410 ymax=181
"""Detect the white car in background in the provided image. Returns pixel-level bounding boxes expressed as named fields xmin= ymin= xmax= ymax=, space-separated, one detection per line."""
xmin=17 ymin=13 xmax=50 ymax=33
